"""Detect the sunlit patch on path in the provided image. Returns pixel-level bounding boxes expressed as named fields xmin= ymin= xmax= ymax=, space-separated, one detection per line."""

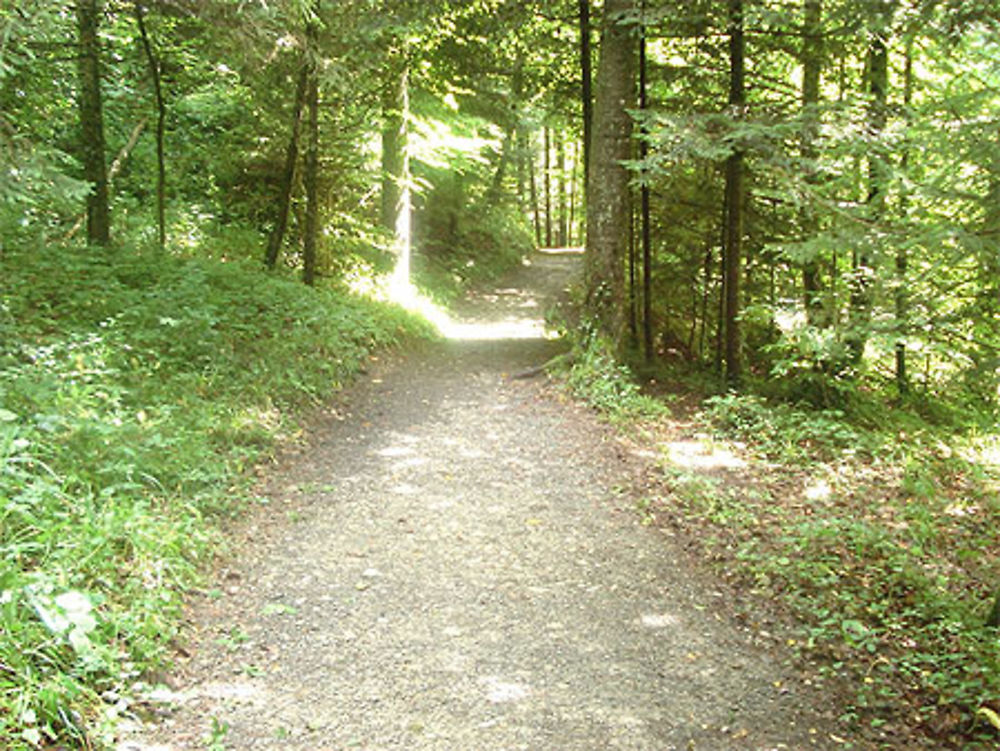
xmin=480 ymin=676 xmax=531 ymax=704
xmin=640 ymin=612 xmax=680 ymax=629
xmin=388 ymin=248 xmax=582 ymax=342
xmin=663 ymin=438 xmax=747 ymax=470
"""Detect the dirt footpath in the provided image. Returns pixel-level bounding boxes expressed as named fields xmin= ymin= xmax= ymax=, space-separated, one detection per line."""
xmin=120 ymin=251 xmax=853 ymax=750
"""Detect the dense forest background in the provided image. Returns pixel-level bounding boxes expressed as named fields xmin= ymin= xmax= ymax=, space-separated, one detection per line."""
xmin=2 ymin=0 xmax=1000 ymax=747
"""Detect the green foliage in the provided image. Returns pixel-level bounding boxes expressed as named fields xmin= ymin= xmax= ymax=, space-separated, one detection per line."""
xmin=660 ymin=466 xmax=757 ymax=529
xmin=564 ymin=330 xmax=668 ymax=423
xmin=703 ymin=392 xmax=867 ymax=461
xmin=630 ymin=1 xmax=1000 ymax=417
xmin=410 ymin=95 xmax=535 ymax=300
xmin=0 ymin=244 xmax=429 ymax=747
xmin=0 ymin=138 xmax=90 ymax=249
xmin=683 ymin=393 xmax=1000 ymax=746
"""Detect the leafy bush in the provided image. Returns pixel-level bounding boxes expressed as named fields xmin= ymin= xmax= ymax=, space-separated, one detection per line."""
xmin=565 ymin=331 xmax=668 ymax=423
xmin=703 ymin=392 xmax=866 ymax=461
xmin=755 ymin=320 xmax=860 ymax=407
xmin=691 ymin=392 xmax=1000 ymax=746
xmin=0 ymin=244 xmax=430 ymax=747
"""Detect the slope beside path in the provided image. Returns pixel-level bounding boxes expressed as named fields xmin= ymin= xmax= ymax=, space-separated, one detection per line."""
xmin=121 ymin=251 xmax=850 ymax=750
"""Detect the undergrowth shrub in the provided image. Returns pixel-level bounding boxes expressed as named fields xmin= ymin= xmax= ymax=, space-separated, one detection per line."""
xmin=565 ymin=331 xmax=668 ymax=423
xmin=703 ymin=392 xmax=867 ymax=461
xmin=694 ymin=391 xmax=1000 ymax=746
xmin=0 ymin=245 xmax=431 ymax=748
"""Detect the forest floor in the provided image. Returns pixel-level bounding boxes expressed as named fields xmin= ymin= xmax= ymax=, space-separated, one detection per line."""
xmin=119 ymin=251 xmax=866 ymax=751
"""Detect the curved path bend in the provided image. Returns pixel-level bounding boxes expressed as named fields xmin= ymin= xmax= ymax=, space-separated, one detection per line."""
xmin=123 ymin=251 xmax=845 ymax=751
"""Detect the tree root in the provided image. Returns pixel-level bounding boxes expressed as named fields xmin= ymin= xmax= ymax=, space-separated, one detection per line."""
xmin=509 ymin=352 xmax=574 ymax=380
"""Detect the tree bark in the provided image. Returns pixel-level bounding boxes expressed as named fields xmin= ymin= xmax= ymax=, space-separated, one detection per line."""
xmin=629 ymin=187 xmax=638 ymax=343
xmin=584 ymin=0 xmax=636 ymax=349
xmin=491 ymin=54 xmax=523 ymax=204
xmin=544 ymin=125 xmax=552 ymax=246
xmin=76 ymin=0 xmax=110 ymax=246
xmin=557 ymin=130 xmax=567 ymax=246
xmin=987 ymin=590 xmax=1000 ymax=628
xmin=639 ymin=11 xmax=653 ymax=363
xmin=699 ymin=242 xmax=714 ymax=360
xmin=64 ymin=119 xmax=145 ymax=243
xmin=379 ymin=53 xmax=413 ymax=284
xmin=490 ymin=125 xmax=515 ymax=199
xmin=579 ymin=0 xmax=593 ymax=189
xmin=529 ymin=134 xmax=542 ymax=246
xmin=265 ymin=64 xmax=308 ymax=270
xmin=516 ymin=124 xmax=529 ymax=213
xmin=977 ymin=148 xmax=1000 ymax=399
xmin=567 ymin=140 xmax=577 ymax=245
xmin=716 ymin=220 xmax=726 ymax=374
xmin=723 ymin=0 xmax=746 ymax=387
xmin=135 ymin=2 xmax=166 ymax=251
xmin=380 ymin=57 xmax=407 ymax=233
xmin=301 ymin=5 xmax=320 ymax=286
xmin=392 ymin=64 xmax=412 ymax=284
xmin=895 ymin=36 xmax=913 ymax=394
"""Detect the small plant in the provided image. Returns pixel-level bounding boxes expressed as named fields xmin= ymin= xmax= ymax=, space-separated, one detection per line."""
xmin=205 ymin=716 xmax=230 ymax=750
xmin=261 ymin=602 xmax=298 ymax=617
xmin=635 ymin=497 xmax=657 ymax=525
xmin=215 ymin=626 xmax=250 ymax=652
xmin=702 ymin=392 xmax=864 ymax=461
xmin=564 ymin=332 xmax=668 ymax=423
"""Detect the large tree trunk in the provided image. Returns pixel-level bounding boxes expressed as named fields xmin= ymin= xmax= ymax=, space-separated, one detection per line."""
xmin=567 ymin=141 xmax=578 ymax=245
xmin=63 ymin=119 xmax=145 ymax=243
xmin=135 ymin=2 xmax=166 ymax=250
xmin=579 ymin=0 xmax=593 ymax=188
xmin=629 ymin=186 xmax=638 ymax=343
xmin=801 ymin=0 xmax=823 ymax=326
xmin=490 ymin=125 xmax=515 ymax=199
xmin=699 ymin=242 xmax=714 ymax=360
xmin=987 ymin=590 xmax=1000 ymax=628
xmin=529 ymin=135 xmax=542 ymax=246
xmin=382 ymin=62 xmax=414 ymax=284
xmin=584 ymin=0 xmax=636 ymax=349
xmin=557 ymin=131 xmax=567 ymax=246
xmin=380 ymin=57 xmax=407 ymax=233
xmin=977 ymin=146 xmax=1000 ymax=398
xmin=301 ymin=6 xmax=320 ymax=286
xmin=516 ymin=124 xmax=528 ymax=213
xmin=639 ymin=10 xmax=653 ymax=363
xmin=265 ymin=64 xmax=308 ymax=270
xmin=723 ymin=0 xmax=746 ymax=387
xmin=491 ymin=55 xmax=523 ymax=204
xmin=716 ymin=209 xmax=726 ymax=374
xmin=76 ymin=0 xmax=110 ymax=246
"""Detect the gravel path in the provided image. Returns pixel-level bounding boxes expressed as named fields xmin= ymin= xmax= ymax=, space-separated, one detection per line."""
xmin=122 ymin=251 xmax=846 ymax=750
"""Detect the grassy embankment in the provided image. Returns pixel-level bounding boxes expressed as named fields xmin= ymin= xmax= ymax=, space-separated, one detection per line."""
xmin=0 ymin=245 xmax=432 ymax=748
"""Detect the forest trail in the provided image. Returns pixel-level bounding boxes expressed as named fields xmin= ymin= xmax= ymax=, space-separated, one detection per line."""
xmin=122 ymin=251 xmax=846 ymax=751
